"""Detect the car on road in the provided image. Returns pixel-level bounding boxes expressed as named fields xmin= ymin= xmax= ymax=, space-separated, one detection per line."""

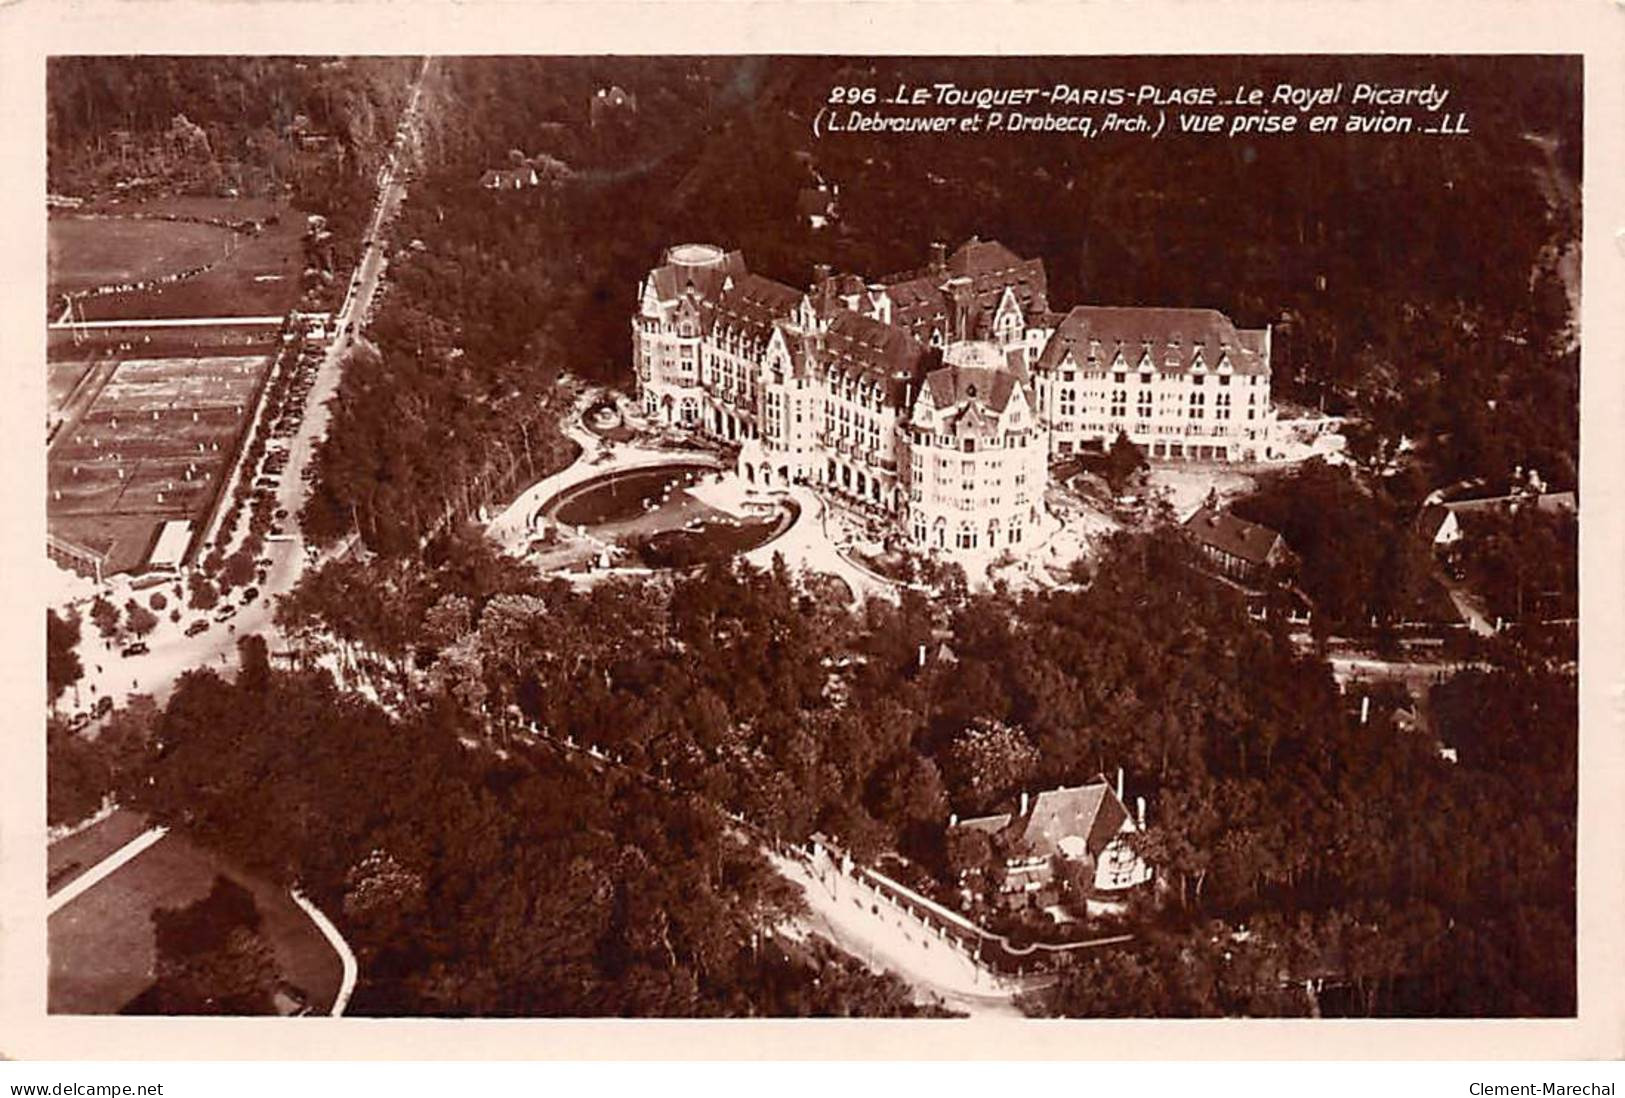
xmin=241 ymin=586 xmax=259 ymax=605
xmin=120 ymin=641 xmax=150 ymax=657
xmin=94 ymin=696 xmax=114 ymax=718
xmin=215 ymin=604 xmax=238 ymax=622
xmin=185 ymin=619 xmax=210 ymax=637
xmin=275 ymin=508 xmax=288 ymax=519
xmin=67 ymin=712 xmax=93 ymax=733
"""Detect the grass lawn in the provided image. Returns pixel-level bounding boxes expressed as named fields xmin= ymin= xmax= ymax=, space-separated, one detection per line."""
xmin=79 ymin=218 xmax=305 ymax=321
xmin=49 ymin=216 xmax=235 ymax=298
xmin=48 ymin=822 xmax=343 ymax=1015
xmin=92 ymin=196 xmax=284 ymax=222
xmin=47 ymin=807 xmax=150 ymax=894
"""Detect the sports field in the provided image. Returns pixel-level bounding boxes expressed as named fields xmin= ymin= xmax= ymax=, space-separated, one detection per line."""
xmin=48 ymin=216 xmax=236 ymax=298
xmin=76 ymin=218 xmax=305 ymax=321
xmin=48 ymin=354 xmax=270 ymax=573
xmin=48 ymin=814 xmax=344 ymax=1015
xmin=49 ymin=197 xmax=304 ymax=321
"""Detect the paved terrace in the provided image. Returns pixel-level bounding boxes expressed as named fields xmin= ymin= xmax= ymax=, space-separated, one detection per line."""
xmin=487 ymin=393 xmax=900 ymax=603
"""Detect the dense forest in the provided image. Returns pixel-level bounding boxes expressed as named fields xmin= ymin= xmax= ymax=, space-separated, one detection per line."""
xmin=80 ymin=613 xmax=947 ymax=1017
xmin=45 ymin=526 xmax=1563 ymax=1016
xmin=300 ymin=54 xmax=1580 ymax=557
xmin=48 ymin=56 xmax=415 ymax=219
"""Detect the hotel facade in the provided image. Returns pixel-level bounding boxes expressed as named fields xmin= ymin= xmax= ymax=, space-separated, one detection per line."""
xmin=634 ymin=238 xmax=1274 ymax=558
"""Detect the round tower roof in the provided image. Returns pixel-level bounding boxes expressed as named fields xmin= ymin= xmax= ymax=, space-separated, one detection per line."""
xmin=666 ymin=243 xmax=726 ymax=268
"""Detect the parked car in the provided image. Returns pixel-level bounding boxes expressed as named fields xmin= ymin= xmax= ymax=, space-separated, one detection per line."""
xmin=120 ymin=641 xmax=150 ymax=657
xmin=94 ymin=696 xmax=114 ymax=718
xmin=241 ymin=587 xmax=259 ymax=605
xmin=215 ymin=604 xmax=238 ymax=622
xmin=185 ymin=619 xmax=210 ymax=637
xmin=275 ymin=508 xmax=288 ymax=520
xmin=67 ymin=712 xmax=93 ymax=733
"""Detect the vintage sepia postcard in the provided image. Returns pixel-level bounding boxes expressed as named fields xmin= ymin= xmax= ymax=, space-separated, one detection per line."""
xmin=2 ymin=0 xmax=1622 ymax=1068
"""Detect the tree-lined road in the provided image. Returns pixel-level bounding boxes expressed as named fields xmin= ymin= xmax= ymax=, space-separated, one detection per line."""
xmin=69 ymin=58 xmax=434 ymax=710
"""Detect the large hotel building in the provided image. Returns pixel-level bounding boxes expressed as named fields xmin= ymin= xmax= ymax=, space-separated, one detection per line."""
xmin=634 ymin=238 xmax=1274 ymax=558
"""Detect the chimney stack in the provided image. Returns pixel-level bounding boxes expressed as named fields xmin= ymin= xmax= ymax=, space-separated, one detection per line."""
xmin=918 ymin=643 xmax=927 ymax=669
xmin=1136 ymin=796 xmax=1146 ymax=829
xmin=929 ymin=241 xmax=947 ymax=270
xmin=949 ymin=813 xmax=958 ymax=828
xmin=1360 ymin=694 xmax=1370 ymax=725
xmin=1116 ymin=767 xmax=1124 ymax=800
xmin=812 ymin=262 xmax=832 ymax=290
xmin=1019 ymin=790 xmax=1029 ymax=818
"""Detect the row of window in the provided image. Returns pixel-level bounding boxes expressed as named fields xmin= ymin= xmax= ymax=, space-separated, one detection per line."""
xmin=1056 ymin=365 xmax=1264 ymax=385
xmin=909 ymin=518 xmax=1028 ymax=550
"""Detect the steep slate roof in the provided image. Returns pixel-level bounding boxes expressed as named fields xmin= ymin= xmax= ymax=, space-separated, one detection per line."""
xmin=818 ymin=309 xmax=930 ymax=395
xmin=1445 ymin=490 xmax=1578 ymax=518
xmin=708 ymin=273 xmax=803 ymax=342
xmin=1417 ymin=503 xmax=1457 ymax=541
xmin=955 ymin=813 xmax=1011 ymax=836
xmin=1019 ymin=782 xmax=1131 ymax=861
xmin=778 ymin=324 xmax=819 ymax=380
xmin=942 ymin=236 xmax=1050 ymax=334
xmin=1036 ymin=305 xmax=1270 ymax=376
xmin=1184 ymin=506 xmax=1287 ymax=567
xmin=885 ymin=275 xmax=949 ymax=333
xmin=878 ymin=237 xmax=1050 ymax=343
xmin=646 ymin=249 xmax=748 ymax=305
xmin=817 ymin=272 xmax=869 ymax=299
xmin=923 ymin=359 xmax=1027 ymax=416
xmin=947 ymin=777 xmax=1134 ymax=861
xmin=946 ymin=236 xmax=1028 ymax=277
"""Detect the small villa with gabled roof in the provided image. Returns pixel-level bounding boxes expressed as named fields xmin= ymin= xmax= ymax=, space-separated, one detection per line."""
xmin=948 ymin=772 xmax=1154 ymax=916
